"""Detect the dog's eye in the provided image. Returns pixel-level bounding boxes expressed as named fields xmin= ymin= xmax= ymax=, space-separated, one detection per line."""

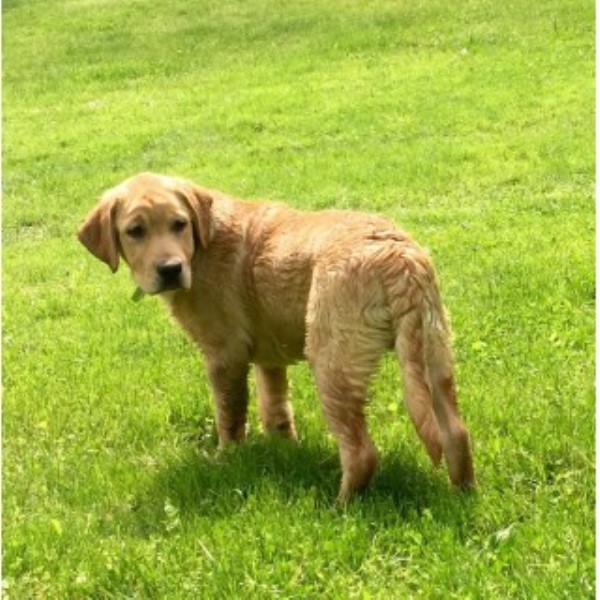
xmin=172 ymin=219 xmax=188 ymax=233
xmin=126 ymin=225 xmax=145 ymax=239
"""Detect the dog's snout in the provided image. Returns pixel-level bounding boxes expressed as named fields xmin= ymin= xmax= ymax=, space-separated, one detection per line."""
xmin=156 ymin=260 xmax=183 ymax=286
xmin=157 ymin=260 xmax=182 ymax=276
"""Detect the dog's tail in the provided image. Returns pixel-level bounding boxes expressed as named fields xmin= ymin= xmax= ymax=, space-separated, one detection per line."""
xmin=391 ymin=262 xmax=444 ymax=466
xmin=389 ymin=247 xmax=475 ymax=486
xmin=386 ymin=245 xmax=446 ymax=459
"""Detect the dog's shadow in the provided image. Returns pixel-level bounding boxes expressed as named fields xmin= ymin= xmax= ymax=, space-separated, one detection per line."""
xmin=131 ymin=435 xmax=476 ymax=536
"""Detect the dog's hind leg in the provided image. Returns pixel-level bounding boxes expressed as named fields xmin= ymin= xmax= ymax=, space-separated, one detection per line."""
xmin=305 ymin=263 xmax=394 ymax=500
xmin=307 ymin=321 xmax=385 ymax=501
xmin=311 ymin=358 xmax=379 ymax=502
xmin=255 ymin=365 xmax=297 ymax=440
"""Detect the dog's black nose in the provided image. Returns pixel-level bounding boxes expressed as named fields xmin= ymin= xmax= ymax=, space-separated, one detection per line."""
xmin=157 ymin=260 xmax=183 ymax=282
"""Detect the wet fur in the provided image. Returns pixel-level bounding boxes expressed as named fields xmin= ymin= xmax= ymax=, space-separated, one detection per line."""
xmin=78 ymin=172 xmax=475 ymax=500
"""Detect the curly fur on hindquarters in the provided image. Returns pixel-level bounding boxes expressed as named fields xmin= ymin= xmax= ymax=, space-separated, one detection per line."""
xmin=78 ymin=172 xmax=475 ymax=500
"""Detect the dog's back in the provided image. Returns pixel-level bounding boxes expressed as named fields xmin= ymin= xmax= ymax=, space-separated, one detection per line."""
xmin=237 ymin=205 xmax=400 ymax=364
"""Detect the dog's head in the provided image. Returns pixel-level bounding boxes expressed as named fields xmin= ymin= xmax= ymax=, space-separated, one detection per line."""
xmin=78 ymin=172 xmax=213 ymax=295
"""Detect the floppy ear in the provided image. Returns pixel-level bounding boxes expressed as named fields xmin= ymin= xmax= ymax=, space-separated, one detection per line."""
xmin=77 ymin=192 xmax=120 ymax=273
xmin=172 ymin=179 xmax=214 ymax=250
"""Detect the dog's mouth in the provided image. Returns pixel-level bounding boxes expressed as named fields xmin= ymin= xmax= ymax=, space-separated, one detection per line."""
xmin=131 ymin=284 xmax=184 ymax=301
xmin=131 ymin=281 xmax=187 ymax=301
xmin=159 ymin=280 xmax=185 ymax=293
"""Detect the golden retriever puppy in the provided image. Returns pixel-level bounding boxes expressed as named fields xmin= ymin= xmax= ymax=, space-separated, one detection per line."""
xmin=78 ymin=172 xmax=475 ymax=500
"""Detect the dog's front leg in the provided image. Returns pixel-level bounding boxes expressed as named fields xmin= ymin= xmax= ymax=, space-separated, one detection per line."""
xmin=207 ymin=361 xmax=250 ymax=447
xmin=255 ymin=365 xmax=297 ymax=440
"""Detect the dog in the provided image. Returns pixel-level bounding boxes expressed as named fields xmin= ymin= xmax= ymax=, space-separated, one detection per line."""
xmin=78 ymin=172 xmax=475 ymax=500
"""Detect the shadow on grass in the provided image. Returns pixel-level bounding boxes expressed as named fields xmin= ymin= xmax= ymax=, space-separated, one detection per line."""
xmin=130 ymin=435 xmax=477 ymax=536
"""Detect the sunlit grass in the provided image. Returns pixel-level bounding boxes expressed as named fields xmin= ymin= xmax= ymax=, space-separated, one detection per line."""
xmin=3 ymin=0 xmax=594 ymax=597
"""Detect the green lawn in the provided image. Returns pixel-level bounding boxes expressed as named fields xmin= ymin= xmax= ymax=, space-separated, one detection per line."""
xmin=3 ymin=0 xmax=595 ymax=597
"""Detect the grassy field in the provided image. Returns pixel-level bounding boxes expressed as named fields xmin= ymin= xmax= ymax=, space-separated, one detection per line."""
xmin=3 ymin=0 xmax=595 ymax=597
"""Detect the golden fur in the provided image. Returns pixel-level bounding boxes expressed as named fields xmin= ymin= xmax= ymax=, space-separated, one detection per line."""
xmin=78 ymin=172 xmax=475 ymax=500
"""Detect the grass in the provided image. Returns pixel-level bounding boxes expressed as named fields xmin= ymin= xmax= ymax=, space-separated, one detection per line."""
xmin=3 ymin=0 xmax=595 ymax=597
